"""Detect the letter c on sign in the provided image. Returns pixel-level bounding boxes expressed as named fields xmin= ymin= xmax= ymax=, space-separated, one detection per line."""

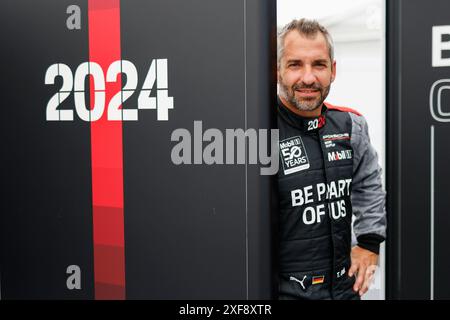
xmin=430 ymin=79 xmax=450 ymax=122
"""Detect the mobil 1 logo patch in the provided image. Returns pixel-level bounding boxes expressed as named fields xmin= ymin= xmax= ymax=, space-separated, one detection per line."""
xmin=280 ymin=136 xmax=310 ymax=175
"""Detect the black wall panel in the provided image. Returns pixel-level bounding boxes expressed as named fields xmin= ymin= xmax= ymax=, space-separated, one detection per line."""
xmin=0 ymin=0 xmax=276 ymax=299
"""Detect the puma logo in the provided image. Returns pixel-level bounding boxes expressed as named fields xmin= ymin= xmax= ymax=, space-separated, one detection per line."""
xmin=290 ymin=275 xmax=307 ymax=290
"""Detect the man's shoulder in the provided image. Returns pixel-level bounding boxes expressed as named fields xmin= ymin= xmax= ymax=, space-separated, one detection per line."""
xmin=324 ymin=102 xmax=363 ymax=117
xmin=324 ymin=102 xmax=367 ymax=135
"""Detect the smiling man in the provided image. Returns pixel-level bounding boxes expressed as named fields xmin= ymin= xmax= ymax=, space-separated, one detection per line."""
xmin=277 ymin=19 xmax=387 ymax=300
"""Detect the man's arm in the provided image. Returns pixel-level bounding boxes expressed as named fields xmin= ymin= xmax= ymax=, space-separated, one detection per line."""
xmin=348 ymin=112 xmax=387 ymax=295
xmin=350 ymin=112 xmax=387 ymax=252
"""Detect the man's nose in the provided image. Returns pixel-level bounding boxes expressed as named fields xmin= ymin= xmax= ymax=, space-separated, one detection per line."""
xmin=302 ymin=67 xmax=316 ymax=85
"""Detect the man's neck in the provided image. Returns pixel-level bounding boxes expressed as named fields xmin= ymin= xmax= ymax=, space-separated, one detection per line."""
xmin=279 ymin=96 xmax=322 ymax=118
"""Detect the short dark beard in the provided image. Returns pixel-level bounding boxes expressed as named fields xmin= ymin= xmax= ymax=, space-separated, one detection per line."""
xmin=279 ymin=79 xmax=331 ymax=112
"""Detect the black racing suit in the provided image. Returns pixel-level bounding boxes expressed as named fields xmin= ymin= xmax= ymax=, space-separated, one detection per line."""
xmin=277 ymin=97 xmax=386 ymax=300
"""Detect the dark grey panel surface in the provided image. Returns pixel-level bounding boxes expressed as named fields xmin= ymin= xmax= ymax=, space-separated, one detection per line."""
xmin=387 ymin=0 xmax=450 ymax=300
xmin=0 ymin=0 xmax=94 ymax=299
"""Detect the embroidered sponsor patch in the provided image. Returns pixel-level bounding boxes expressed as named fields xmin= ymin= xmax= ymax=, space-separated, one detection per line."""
xmin=337 ymin=267 xmax=346 ymax=279
xmin=323 ymin=133 xmax=350 ymax=148
xmin=322 ymin=133 xmax=350 ymax=141
xmin=327 ymin=149 xmax=352 ymax=162
xmin=279 ymin=136 xmax=310 ymax=175
xmin=290 ymin=275 xmax=307 ymax=291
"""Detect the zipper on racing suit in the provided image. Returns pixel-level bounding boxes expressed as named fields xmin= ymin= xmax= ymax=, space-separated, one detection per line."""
xmin=317 ymin=120 xmax=336 ymax=300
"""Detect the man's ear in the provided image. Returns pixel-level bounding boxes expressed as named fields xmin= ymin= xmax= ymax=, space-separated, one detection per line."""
xmin=331 ymin=60 xmax=337 ymax=83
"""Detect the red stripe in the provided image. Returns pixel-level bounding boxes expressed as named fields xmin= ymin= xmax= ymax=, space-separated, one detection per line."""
xmin=88 ymin=0 xmax=125 ymax=300
xmin=324 ymin=102 xmax=362 ymax=116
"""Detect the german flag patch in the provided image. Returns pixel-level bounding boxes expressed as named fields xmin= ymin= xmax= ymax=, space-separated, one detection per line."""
xmin=312 ymin=276 xmax=325 ymax=285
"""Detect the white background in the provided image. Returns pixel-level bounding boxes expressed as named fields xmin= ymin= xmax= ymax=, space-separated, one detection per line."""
xmin=277 ymin=0 xmax=386 ymax=300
